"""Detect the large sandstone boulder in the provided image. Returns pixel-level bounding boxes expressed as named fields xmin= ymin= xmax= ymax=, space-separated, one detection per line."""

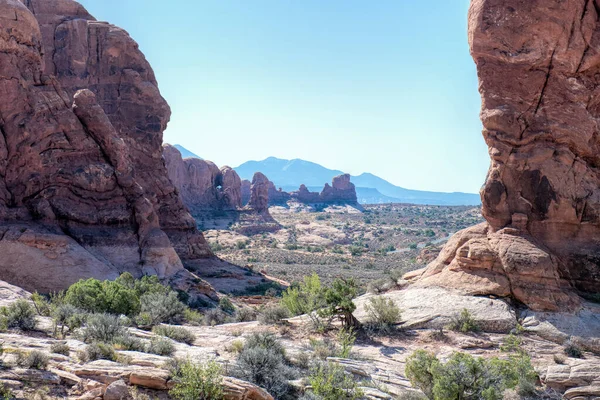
xmin=419 ymin=0 xmax=600 ymax=311
xmin=0 ymin=0 xmax=213 ymax=293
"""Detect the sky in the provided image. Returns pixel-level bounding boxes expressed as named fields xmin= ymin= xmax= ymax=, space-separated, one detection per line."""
xmin=78 ymin=0 xmax=488 ymax=194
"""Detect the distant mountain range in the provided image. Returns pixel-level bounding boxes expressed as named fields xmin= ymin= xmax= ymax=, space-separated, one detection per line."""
xmin=170 ymin=147 xmax=480 ymax=206
xmin=235 ymin=157 xmax=481 ymax=206
xmin=174 ymin=144 xmax=203 ymax=160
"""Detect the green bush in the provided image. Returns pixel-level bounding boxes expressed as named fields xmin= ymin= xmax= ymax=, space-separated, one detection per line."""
xmin=113 ymin=334 xmax=146 ymax=352
xmin=282 ymin=273 xmax=325 ymax=330
xmin=147 ymin=337 xmax=175 ymax=356
xmin=308 ymin=362 xmax=363 ymax=400
xmin=364 ymin=296 xmax=401 ymax=333
xmin=169 ymin=359 xmax=224 ymax=400
xmin=447 ymin=309 xmax=479 ymax=333
xmin=244 ymin=332 xmax=286 ymax=357
xmin=82 ymin=313 xmax=126 ymax=343
xmin=50 ymin=342 xmax=70 ymax=356
xmin=405 ymin=350 xmax=538 ymax=400
xmin=319 ymin=278 xmax=360 ymax=329
xmin=83 ymin=342 xmax=116 ymax=362
xmin=64 ymin=277 xmax=139 ymax=316
xmin=16 ymin=350 xmax=49 ymax=370
xmin=5 ymin=300 xmax=37 ymax=331
xmin=31 ymin=292 xmax=51 ymax=316
xmin=258 ymin=305 xmax=289 ymax=325
xmin=140 ymin=291 xmax=186 ymax=326
xmin=0 ymin=382 xmax=13 ymax=400
xmin=152 ymin=325 xmax=195 ymax=345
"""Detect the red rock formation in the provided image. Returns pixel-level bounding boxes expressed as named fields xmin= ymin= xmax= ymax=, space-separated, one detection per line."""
xmin=247 ymin=173 xmax=270 ymax=214
xmin=291 ymin=185 xmax=321 ymax=204
xmin=0 ymin=0 xmax=213 ymax=294
xmin=319 ymin=174 xmax=358 ymax=204
xmin=163 ymin=144 xmax=242 ymax=212
xmin=241 ymin=180 xmax=251 ymax=206
xmin=417 ymin=0 xmax=600 ymax=311
xmin=267 ymin=181 xmax=291 ymax=206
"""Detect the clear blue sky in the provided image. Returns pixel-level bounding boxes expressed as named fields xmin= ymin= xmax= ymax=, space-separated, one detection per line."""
xmin=78 ymin=0 xmax=488 ymax=194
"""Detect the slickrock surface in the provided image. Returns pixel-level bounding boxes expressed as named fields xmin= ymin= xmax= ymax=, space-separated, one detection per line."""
xmin=0 ymin=0 xmax=213 ymax=293
xmin=419 ymin=0 xmax=600 ymax=311
xmin=163 ymin=144 xmax=242 ymax=213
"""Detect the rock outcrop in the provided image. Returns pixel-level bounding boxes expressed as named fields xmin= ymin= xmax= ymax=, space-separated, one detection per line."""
xmin=163 ymin=144 xmax=242 ymax=213
xmin=267 ymin=181 xmax=291 ymax=206
xmin=416 ymin=0 xmax=600 ymax=311
xmin=319 ymin=174 xmax=358 ymax=204
xmin=241 ymin=180 xmax=251 ymax=206
xmin=291 ymin=185 xmax=321 ymax=204
xmin=247 ymin=173 xmax=270 ymax=214
xmin=0 ymin=0 xmax=213 ymax=293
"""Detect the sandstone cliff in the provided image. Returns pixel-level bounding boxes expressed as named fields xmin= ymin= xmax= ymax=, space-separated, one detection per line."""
xmin=0 ymin=0 xmax=213 ymax=294
xmin=416 ymin=0 xmax=600 ymax=311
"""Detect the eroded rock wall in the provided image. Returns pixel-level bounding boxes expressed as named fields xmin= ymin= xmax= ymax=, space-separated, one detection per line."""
xmin=418 ymin=0 xmax=600 ymax=311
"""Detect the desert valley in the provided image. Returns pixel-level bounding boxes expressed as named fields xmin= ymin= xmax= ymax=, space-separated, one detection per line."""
xmin=0 ymin=0 xmax=598 ymax=400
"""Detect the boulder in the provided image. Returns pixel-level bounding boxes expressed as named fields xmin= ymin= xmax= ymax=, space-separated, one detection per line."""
xmin=319 ymin=174 xmax=358 ymax=204
xmin=222 ymin=376 xmax=274 ymax=400
xmin=103 ymin=379 xmax=130 ymax=400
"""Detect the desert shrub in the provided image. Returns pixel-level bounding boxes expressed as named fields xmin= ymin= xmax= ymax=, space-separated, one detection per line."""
xmin=235 ymin=307 xmax=257 ymax=322
xmin=218 ymin=297 xmax=236 ymax=314
xmin=319 ymin=278 xmax=360 ymax=329
xmin=0 ymin=382 xmax=13 ymax=400
xmin=49 ymin=342 xmax=70 ymax=356
xmin=227 ymin=340 xmax=244 ymax=354
xmin=405 ymin=350 xmax=537 ymax=400
xmin=82 ymin=313 xmax=126 ymax=343
xmin=310 ymin=338 xmax=339 ymax=360
xmin=52 ymin=304 xmax=86 ymax=338
xmin=293 ymin=351 xmax=312 ymax=369
xmin=244 ymin=332 xmax=286 ymax=357
xmin=184 ymin=309 xmax=203 ymax=325
xmin=337 ymin=328 xmax=356 ymax=358
xmin=16 ymin=350 xmax=49 ymax=370
xmin=282 ymin=273 xmax=326 ymax=330
xmin=364 ymin=296 xmax=401 ymax=333
xmin=139 ymin=291 xmax=186 ymax=326
xmin=112 ymin=334 xmax=146 ymax=352
xmin=258 ymin=305 xmax=289 ymax=325
xmin=234 ymin=332 xmax=294 ymax=398
xmin=203 ymin=308 xmax=229 ymax=326
xmin=84 ymin=342 xmax=116 ymax=362
xmin=5 ymin=299 xmax=37 ymax=331
xmin=169 ymin=359 xmax=224 ymax=400
xmin=147 ymin=337 xmax=175 ymax=356
xmin=501 ymin=334 xmax=523 ymax=353
xmin=396 ymin=392 xmax=428 ymax=400
xmin=307 ymin=362 xmax=363 ymax=400
xmin=564 ymin=340 xmax=583 ymax=358
xmin=447 ymin=308 xmax=479 ymax=333
xmin=31 ymin=292 xmax=51 ymax=317
xmin=553 ymin=353 xmax=567 ymax=364
xmin=152 ymin=325 xmax=195 ymax=345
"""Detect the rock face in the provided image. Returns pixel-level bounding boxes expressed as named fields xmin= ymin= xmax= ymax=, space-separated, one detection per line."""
xmin=419 ymin=0 xmax=600 ymax=311
xmin=320 ymin=174 xmax=358 ymax=204
xmin=291 ymin=185 xmax=321 ymax=204
xmin=0 ymin=0 xmax=213 ymax=293
xmin=267 ymin=181 xmax=291 ymax=206
xmin=163 ymin=144 xmax=242 ymax=213
xmin=247 ymin=173 xmax=270 ymax=214
xmin=241 ymin=180 xmax=252 ymax=206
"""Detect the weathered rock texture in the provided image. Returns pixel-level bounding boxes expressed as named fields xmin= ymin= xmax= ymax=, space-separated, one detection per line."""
xmin=247 ymin=173 xmax=270 ymax=214
xmin=163 ymin=144 xmax=242 ymax=213
xmin=418 ymin=0 xmax=600 ymax=311
xmin=241 ymin=180 xmax=251 ymax=206
xmin=0 ymin=0 xmax=213 ymax=293
xmin=267 ymin=181 xmax=291 ymax=206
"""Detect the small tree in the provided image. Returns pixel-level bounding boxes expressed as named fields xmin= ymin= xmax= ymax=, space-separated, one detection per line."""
xmin=170 ymin=360 xmax=224 ymax=400
xmin=282 ymin=273 xmax=326 ymax=329
xmin=319 ymin=278 xmax=361 ymax=329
